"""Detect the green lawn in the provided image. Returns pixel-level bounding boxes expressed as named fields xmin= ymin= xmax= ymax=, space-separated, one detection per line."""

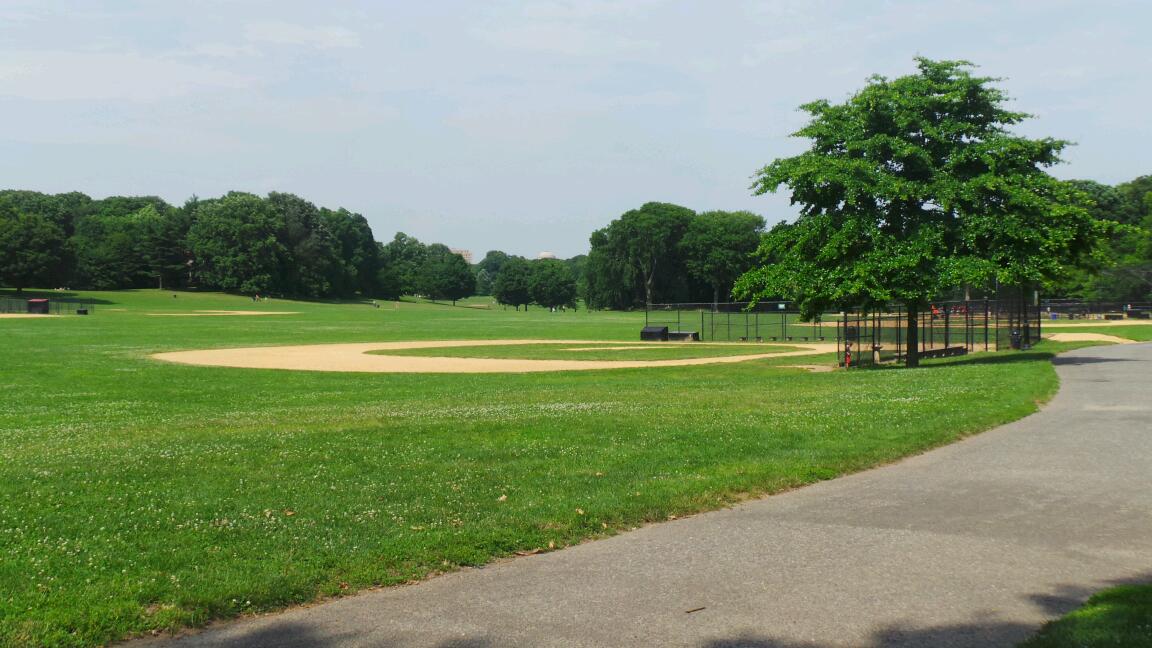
xmin=0 ymin=289 xmax=1086 ymax=647
xmin=1021 ymin=584 xmax=1152 ymax=647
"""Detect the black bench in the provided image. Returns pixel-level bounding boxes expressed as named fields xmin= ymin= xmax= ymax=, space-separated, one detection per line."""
xmin=641 ymin=326 xmax=669 ymax=341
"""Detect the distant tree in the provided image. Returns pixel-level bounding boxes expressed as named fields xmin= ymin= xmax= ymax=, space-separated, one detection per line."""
xmin=735 ymin=58 xmax=1103 ymax=366
xmin=379 ymin=232 xmax=427 ymax=296
xmin=585 ymin=202 xmax=695 ymax=309
xmin=529 ymin=259 xmax=577 ymax=309
xmin=321 ymin=207 xmax=381 ymax=297
xmin=476 ymin=250 xmax=511 ymax=277
xmin=1116 ymin=176 xmax=1152 ymax=221
xmin=417 ymin=244 xmax=476 ymax=304
xmin=187 ymin=192 xmax=288 ymax=294
xmin=1050 ymin=179 xmax=1150 ymax=301
xmin=474 ymin=268 xmax=493 ymax=295
xmin=564 ymin=254 xmax=588 ymax=306
xmin=584 ymin=229 xmax=634 ymax=309
xmin=619 ymin=202 xmax=695 ymax=306
xmin=0 ymin=190 xmax=91 ymax=283
xmin=680 ymin=211 xmax=765 ymax=306
xmin=264 ymin=193 xmax=340 ymax=297
xmin=493 ymin=256 xmax=533 ymax=310
xmin=474 ymin=250 xmax=511 ymax=296
xmin=0 ymin=209 xmax=68 ymax=293
xmin=73 ymin=210 xmax=147 ymax=289
xmin=70 ymin=199 xmax=185 ymax=289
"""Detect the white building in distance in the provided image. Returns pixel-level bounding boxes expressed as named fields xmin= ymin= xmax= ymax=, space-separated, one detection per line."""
xmin=450 ymin=248 xmax=473 ymax=264
xmin=537 ymin=251 xmax=556 ymax=260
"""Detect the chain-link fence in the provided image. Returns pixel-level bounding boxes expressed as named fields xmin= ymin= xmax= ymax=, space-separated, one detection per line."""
xmin=647 ymin=293 xmax=1043 ymax=368
xmin=0 ymin=296 xmax=96 ymax=315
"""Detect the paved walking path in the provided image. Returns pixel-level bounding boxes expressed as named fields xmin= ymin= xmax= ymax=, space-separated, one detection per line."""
xmin=140 ymin=344 xmax=1152 ymax=648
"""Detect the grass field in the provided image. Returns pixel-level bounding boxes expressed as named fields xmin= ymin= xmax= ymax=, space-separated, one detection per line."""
xmin=1021 ymin=584 xmax=1152 ymax=647
xmin=0 ymin=289 xmax=1098 ymax=647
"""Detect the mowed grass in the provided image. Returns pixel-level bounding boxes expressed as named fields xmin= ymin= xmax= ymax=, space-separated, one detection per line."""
xmin=0 ymin=289 xmax=1074 ymax=647
xmin=370 ymin=342 xmax=808 ymax=361
xmin=1021 ymin=584 xmax=1152 ymax=647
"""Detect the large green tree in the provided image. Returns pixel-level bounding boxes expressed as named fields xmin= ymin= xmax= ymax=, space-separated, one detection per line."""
xmin=322 ymin=207 xmax=382 ymax=297
xmin=585 ymin=202 xmax=695 ymax=309
xmin=735 ymin=58 xmax=1103 ymax=366
xmin=492 ymin=256 xmax=533 ymax=310
xmin=416 ymin=244 xmax=476 ymax=304
xmin=529 ymin=258 xmax=577 ymax=309
xmin=379 ymin=232 xmax=427 ymax=297
xmin=680 ymin=210 xmax=765 ymax=306
xmin=0 ymin=209 xmax=68 ymax=293
xmin=187 ymin=193 xmax=288 ymax=295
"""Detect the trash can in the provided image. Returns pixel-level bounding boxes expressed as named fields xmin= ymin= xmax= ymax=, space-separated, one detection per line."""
xmin=1010 ymin=329 xmax=1022 ymax=350
xmin=26 ymin=299 xmax=49 ymax=314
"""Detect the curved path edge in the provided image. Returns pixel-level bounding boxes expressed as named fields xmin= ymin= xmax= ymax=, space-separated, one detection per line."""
xmin=133 ymin=343 xmax=1152 ymax=647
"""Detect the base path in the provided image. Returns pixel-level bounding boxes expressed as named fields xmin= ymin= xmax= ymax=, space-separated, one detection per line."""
xmin=136 ymin=343 xmax=1152 ymax=647
xmin=151 ymin=339 xmax=836 ymax=373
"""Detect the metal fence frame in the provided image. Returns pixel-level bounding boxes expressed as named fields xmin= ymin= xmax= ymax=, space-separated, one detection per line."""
xmin=647 ymin=294 xmax=1043 ymax=368
xmin=645 ymin=302 xmax=836 ymax=342
xmin=0 ymin=296 xmax=96 ymax=315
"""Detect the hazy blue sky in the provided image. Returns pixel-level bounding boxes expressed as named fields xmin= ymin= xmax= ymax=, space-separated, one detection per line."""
xmin=1 ymin=1 xmax=1148 ymax=258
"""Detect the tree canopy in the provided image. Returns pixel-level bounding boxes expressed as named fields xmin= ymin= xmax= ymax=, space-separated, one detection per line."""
xmin=734 ymin=58 xmax=1105 ymax=365
xmin=679 ymin=210 xmax=765 ymax=306
xmin=528 ymin=258 xmax=577 ymax=309
xmin=492 ymin=256 xmax=533 ymax=310
xmin=417 ymin=244 xmax=476 ymax=304
xmin=0 ymin=210 xmax=68 ymax=293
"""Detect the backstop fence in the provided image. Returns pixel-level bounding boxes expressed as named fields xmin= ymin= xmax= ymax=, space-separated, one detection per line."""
xmin=835 ymin=298 xmax=1042 ymax=368
xmin=0 ymin=296 xmax=96 ymax=315
xmin=645 ymin=301 xmax=838 ymax=343
xmin=646 ymin=294 xmax=1044 ymax=368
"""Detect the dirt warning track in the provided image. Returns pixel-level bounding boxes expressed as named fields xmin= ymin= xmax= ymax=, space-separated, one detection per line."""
xmin=151 ymin=339 xmax=837 ymax=374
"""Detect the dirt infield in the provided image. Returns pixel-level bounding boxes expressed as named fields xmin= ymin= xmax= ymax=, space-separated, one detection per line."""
xmin=0 ymin=313 xmax=56 ymax=319
xmin=1042 ymin=319 xmax=1152 ymax=327
xmin=151 ymin=339 xmax=838 ymax=374
xmin=147 ymin=310 xmax=300 ymax=317
xmin=1046 ymin=332 xmax=1136 ymax=344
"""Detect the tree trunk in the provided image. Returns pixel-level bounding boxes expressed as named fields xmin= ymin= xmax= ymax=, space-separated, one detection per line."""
xmin=905 ymin=304 xmax=920 ymax=368
xmin=713 ymin=284 xmax=720 ymax=309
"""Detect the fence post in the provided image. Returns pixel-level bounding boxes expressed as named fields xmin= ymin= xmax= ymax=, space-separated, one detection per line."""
xmin=944 ymin=307 xmax=950 ymax=348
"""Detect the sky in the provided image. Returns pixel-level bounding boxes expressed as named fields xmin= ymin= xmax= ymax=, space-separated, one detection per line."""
xmin=1 ymin=1 xmax=1149 ymax=259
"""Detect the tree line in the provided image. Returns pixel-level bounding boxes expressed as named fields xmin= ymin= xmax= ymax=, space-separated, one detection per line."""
xmin=0 ymin=190 xmax=480 ymax=301
xmin=0 ymin=187 xmax=773 ymax=311
xmin=4 ymin=170 xmax=1147 ymax=309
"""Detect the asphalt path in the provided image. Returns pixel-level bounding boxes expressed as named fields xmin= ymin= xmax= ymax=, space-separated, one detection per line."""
xmin=135 ymin=343 xmax=1152 ymax=648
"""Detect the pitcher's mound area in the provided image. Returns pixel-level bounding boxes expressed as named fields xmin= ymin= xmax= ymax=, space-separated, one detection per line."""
xmin=151 ymin=339 xmax=837 ymax=374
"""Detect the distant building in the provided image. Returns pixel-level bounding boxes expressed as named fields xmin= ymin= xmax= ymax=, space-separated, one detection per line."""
xmin=450 ymin=248 xmax=473 ymax=264
xmin=537 ymin=251 xmax=556 ymax=260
